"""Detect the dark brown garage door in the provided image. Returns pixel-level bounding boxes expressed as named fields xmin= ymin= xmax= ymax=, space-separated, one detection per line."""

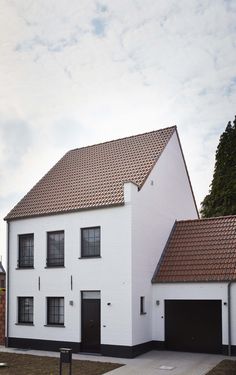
xmin=165 ymin=300 xmax=222 ymax=354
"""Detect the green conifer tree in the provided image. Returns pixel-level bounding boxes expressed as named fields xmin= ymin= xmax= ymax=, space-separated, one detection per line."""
xmin=200 ymin=115 xmax=236 ymax=217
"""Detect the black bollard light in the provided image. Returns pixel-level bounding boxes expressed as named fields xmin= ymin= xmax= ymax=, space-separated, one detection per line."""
xmin=59 ymin=348 xmax=72 ymax=375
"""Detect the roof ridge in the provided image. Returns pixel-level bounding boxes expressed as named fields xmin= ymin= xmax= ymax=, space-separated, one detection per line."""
xmin=69 ymin=125 xmax=177 ymax=153
xmin=177 ymin=215 xmax=236 ymax=224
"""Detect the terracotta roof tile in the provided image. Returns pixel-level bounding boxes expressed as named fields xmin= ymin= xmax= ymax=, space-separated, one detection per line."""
xmin=153 ymin=216 xmax=236 ymax=282
xmin=5 ymin=126 xmax=176 ymax=220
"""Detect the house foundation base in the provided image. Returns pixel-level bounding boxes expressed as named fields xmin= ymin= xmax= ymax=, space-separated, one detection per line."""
xmin=7 ymin=338 xmax=236 ymax=358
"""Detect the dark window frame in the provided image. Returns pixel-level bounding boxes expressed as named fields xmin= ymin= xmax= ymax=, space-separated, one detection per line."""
xmin=81 ymin=226 xmax=101 ymax=258
xmin=47 ymin=297 xmax=64 ymax=326
xmin=18 ymin=234 xmax=34 ymax=268
xmin=18 ymin=297 xmax=33 ymax=324
xmin=46 ymin=231 xmax=64 ymax=267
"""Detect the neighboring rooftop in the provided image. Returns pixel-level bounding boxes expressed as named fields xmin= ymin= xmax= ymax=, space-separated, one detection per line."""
xmin=5 ymin=126 xmax=176 ymax=220
xmin=0 ymin=262 xmax=5 ymax=274
xmin=153 ymin=216 xmax=236 ymax=282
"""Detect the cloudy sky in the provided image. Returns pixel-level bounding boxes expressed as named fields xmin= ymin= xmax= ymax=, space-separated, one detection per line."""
xmin=0 ymin=0 xmax=236 ymax=264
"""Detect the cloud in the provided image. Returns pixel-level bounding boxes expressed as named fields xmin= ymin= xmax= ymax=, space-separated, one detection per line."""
xmin=15 ymin=34 xmax=81 ymax=53
xmin=0 ymin=0 xmax=236 ymax=263
xmin=91 ymin=17 xmax=107 ymax=36
xmin=0 ymin=192 xmax=22 ymax=212
xmin=52 ymin=117 xmax=89 ymax=148
xmin=96 ymin=2 xmax=108 ymax=13
xmin=0 ymin=118 xmax=32 ymax=169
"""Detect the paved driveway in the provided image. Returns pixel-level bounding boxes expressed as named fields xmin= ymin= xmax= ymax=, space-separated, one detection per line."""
xmin=106 ymin=350 xmax=232 ymax=375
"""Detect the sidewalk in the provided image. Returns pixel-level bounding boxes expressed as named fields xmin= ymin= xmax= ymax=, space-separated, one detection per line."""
xmin=0 ymin=345 xmax=126 ymax=364
xmin=0 ymin=346 xmax=233 ymax=375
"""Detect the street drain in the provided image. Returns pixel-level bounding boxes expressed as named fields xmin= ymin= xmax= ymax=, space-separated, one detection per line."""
xmin=159 ymin=365 xmax=175 ymax=370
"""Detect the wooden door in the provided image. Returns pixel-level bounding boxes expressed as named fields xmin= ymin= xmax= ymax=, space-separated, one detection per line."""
xmin=81 ymin=298 xmax=100 ymax=353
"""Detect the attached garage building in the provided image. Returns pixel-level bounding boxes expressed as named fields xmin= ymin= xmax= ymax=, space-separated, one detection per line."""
xmin=152 ymin=216 xmax=236 ymax=356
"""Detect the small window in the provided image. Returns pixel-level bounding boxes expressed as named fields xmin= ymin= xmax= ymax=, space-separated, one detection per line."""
xmin=47 ymin=231 xmax=64 ymax=267
xmin=140 ymin=296 xmax=146 ymax=315
xmin=1 ymin=279 xmax=5 ymax=288
xmin=18 ymin=234 xmax=34 ymax=268
xmin=81 ymin=227 xmax=100 ymax=258
xmin=47 ymin=297 xmax=64 ymax=325
xmin=18 ymin=297 xmax=33 ymax=324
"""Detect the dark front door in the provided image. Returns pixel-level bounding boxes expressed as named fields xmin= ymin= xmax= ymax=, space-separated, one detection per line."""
xmin=81 ymin=297 xmax=100 ymax=353
xmin=165 ymin=300 xmax=222 ymax=354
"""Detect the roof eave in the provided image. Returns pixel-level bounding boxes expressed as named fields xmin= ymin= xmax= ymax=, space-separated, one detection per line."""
xmin=4 ymin=202 xmax=125 ymax=222
xmin=153 ymin=278 xmax=236 ymax=284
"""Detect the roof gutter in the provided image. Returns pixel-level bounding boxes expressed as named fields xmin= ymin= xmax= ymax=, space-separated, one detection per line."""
xmin=6 ymin=221 xmax=10 ymax=347
xmin=227 ymin=281 xmax=232 ymax=356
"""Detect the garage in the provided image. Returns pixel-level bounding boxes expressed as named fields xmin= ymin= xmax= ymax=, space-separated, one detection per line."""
xmin=165 ymin=300 xmax=222 ymax=354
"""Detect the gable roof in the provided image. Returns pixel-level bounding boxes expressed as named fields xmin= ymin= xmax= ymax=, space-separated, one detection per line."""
xmin=5 ymin=126 xmax=176 ymax=221
xmin=152 ymin=216 xmax=236 ymax=283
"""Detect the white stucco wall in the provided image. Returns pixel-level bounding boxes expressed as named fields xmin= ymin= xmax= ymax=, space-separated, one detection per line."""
xmin=8 ymin=199 xmax=133 ymax=346
xmin=152 ymin=282 xmax=236 ymax=347
xmin=131 ymin=131 xmax=198 ymax=346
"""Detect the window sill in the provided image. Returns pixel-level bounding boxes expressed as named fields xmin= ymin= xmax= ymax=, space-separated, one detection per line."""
xmin=44 ymin=324 xmax=65 ymax=328
xmin=15 ymin=323 xmax=34 ymax=326
xmin=44 ymin=266 xmax=65 ymax=269
xmin=15 ymin=267 xmax=34 ymax=270
xmin=79 ymin=256 xmax=101 ymax=259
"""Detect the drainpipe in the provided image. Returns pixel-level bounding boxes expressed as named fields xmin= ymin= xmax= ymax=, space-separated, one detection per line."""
xmin=6 ymin=221 xmax=10 ymax=347
xmin=227 ymin=281 xmax=232 ymax=356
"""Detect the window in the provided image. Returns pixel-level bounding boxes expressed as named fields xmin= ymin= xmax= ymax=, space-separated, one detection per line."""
xmin=140 ymin=296 xmax=146 ymax=315
xmin=81 ymin=227 xmax=100 ymax=257
xmin=18 ymin=297 xmax=33 ymax=324
xmin=47 ymin=231 xmax=64 ymax=267
xmin=18 ymin=234 xmax=34 ymax=268
xmin=0 ymin=279 xmax=5 ymax=288
xmin=47 ymin=297 xmax=64 ymax=325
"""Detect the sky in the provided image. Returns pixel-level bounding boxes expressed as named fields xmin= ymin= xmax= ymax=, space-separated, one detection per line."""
xmin=0 ymin=0 xmax=236 ymax=265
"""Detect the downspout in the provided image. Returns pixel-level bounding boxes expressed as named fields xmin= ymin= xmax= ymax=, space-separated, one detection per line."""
xmin=6 ymin=221 xmax=10 ymax=347
xmin=227 ymin=281 xmax=232 ymax=356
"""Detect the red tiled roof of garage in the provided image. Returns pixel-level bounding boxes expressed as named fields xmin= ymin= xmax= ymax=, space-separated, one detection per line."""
xmin=5 ymin=126 xmax=176 ymax=220
xmin=153 ymin=216 xmax=236 ymax=282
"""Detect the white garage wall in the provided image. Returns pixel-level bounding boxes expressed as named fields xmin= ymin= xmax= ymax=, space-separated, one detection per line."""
xmin=152 ymin=283 xmax=231 ymax=346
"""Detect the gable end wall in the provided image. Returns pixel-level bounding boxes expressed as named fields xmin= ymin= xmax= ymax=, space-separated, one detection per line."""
xmin=131 ymin=131 xmax=198 ymax=345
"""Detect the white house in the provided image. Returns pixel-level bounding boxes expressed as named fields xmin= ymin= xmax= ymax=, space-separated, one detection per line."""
xmin=5 ymin=126 xmax=236 ymax=358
